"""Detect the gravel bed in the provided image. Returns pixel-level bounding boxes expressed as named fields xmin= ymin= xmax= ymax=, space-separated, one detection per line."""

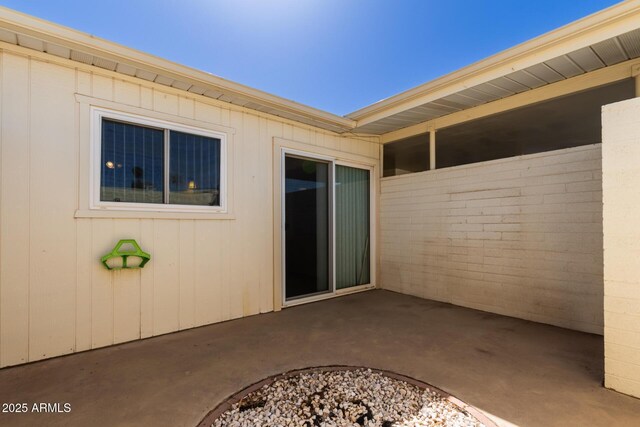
xmin=211 ymin=368 xmax=485 ymax=427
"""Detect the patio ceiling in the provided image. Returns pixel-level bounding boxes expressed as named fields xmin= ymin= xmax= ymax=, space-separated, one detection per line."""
xmin=2 ymin=3 xmax=640 ymax=136
xmin=347 ymin=29 xmax=640 ymax=135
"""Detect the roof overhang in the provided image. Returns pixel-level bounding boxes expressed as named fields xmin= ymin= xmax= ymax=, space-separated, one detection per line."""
xmin=0 ymin=6 xmax=355 ymax=134
xmin=346 ymin=0 xmax=640 ymax=135
xmin=1 ymin=3 xmax=640 ymax=137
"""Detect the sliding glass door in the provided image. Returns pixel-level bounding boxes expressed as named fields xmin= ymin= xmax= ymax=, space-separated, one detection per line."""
xmin=284 ymin=155 xmax=331 ymax=300
xmin=283 ymin=152 xmax=372 ymax=303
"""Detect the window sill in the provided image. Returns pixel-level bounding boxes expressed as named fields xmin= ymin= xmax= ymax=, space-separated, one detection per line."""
xmin=75 ymin=209 xmax=235 ymax=220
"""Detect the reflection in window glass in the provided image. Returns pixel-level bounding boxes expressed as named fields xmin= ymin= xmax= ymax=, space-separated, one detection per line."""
xmin=169 ymin=131 xmax=221 ymax=206
xmin=284 ymin=156 xmax=330 ymax=299
xmin=100 ymin=119 xmax=164 ymax=203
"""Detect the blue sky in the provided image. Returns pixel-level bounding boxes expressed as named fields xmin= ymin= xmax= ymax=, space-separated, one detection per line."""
xmin=2 ymin=0 xmax=621 ymax=115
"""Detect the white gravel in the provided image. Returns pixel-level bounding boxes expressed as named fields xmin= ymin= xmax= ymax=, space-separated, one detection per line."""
xmin=212 ymin=368 xmax=485 ymax=427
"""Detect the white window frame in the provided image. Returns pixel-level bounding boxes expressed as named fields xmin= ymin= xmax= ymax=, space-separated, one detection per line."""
xmin=90 ymin=107 xmax=228 ymax=213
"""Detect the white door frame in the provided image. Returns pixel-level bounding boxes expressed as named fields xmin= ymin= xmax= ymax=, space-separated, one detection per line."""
xmin=280 ymin=147 xmax=376 ymax=308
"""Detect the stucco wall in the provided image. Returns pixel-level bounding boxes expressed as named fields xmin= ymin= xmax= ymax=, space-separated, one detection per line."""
xmin=380 ymin=144 xmax=604 ymax=334
xmin=0 ymin=49 xmax=380 ymax=367
xmin=602 ymin=97 xmax=640 ymax=398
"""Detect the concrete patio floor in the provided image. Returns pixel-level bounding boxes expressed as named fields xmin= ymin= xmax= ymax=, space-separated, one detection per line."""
xmin=0 ymin=289 xmax=638 ymax=427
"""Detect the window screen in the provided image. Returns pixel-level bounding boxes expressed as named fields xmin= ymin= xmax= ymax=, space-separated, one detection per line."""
xmin=100 ymin=119 xmax=165 ymax=204
xmin=99 ymin=117 xmax=223 ymax=207
xmin=169 ymin=130 xmax=221 ymax=206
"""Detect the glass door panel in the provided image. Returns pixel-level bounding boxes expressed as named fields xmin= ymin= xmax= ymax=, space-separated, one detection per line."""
xmin=284 ymin=155 xmax=331 ymax=300
xmin=335 ymin=165 xmax=370 ymax=289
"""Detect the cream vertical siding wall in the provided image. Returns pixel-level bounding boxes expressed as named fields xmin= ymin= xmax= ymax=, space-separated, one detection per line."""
xmin=380 ymin=145 xmax=604 ymax=334
xmin=0 ymin=48 xmax=380 ymax=368
xmin=603 ymin=97 xmax=640 ymax=398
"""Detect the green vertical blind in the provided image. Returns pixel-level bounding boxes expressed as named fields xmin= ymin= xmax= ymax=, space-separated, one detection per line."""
xmin=335 ymin=165 xmax=370 ymax=289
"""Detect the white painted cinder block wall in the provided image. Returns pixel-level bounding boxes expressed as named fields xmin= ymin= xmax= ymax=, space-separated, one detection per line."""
xmin=380 ymin=145 xmax=604 ymax=334
xmin=603 ymin=97 xmax=640 ymax=398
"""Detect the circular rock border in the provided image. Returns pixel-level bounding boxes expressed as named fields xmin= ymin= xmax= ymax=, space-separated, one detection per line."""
xmin=198 ymin=366 xmax=497 ymax=427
